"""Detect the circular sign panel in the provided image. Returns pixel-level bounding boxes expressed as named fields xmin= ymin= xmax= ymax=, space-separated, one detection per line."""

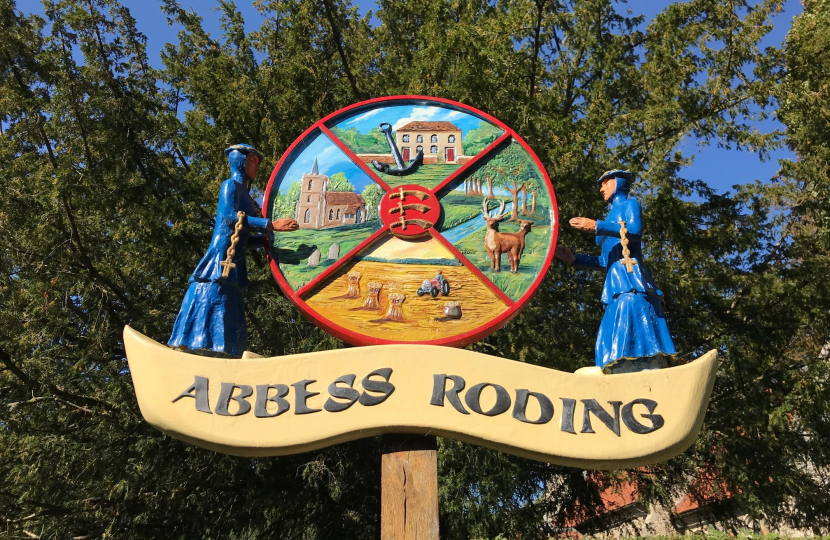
xmin=263 ymin=96 xmax=558 ymax=347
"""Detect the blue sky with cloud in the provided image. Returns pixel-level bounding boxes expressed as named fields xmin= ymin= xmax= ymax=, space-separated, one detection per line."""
xmin=333 ymin=104 xmax=494 ymax=138
xmin=275 ymin=131 xmax=377 ymax=195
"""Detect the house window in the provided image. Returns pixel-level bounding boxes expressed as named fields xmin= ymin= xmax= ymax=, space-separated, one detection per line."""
xmin=416 ymin=146 xmax=423 ymax=154
xmin=430 ymin=134 xmax=438 ymax=143
xmin=304 ymin=209 xmax=311 ymax=223
xmin=448 ymin=135 xmax=456 ymax=143
xmin=307 ymin=195 xmax=312 ymax=202
xmin=402 ymin=135 xmax=410 ymax=143
xmin=336 ymin=209 xmax=341 ymax=219
xmin=307 ymin=179 xmax=313 ymax=190
xmin=329 ymin=209 xmax=333 ymax=220
xmin=416 ymin=135 xmax=423 ymax=143
xmin=430 ymin=145 xmax=438 ymax=154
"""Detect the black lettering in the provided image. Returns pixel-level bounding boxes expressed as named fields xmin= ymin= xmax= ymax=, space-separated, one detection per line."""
xmin=560 ymin=398 xmax=576 ymax=433
xmin=465 ymin=382 xmax=511 ymax=416
xmin=254 ymin=384 xmax=289 ymax=418
xmin=325 ymin=374 xmax=360 ymax=412
xmin=429 ymin=374 xmax=469 ymax=414
xmin=622 ymin=399 xmax=664 ymax=434
xmin=359 ymin=368 xmax=395 ymax=406
xmin=512 ymin=390 xmax=553 ymax=424
xmin=293 ymin=379 xmax=321 ymax=414
xmin=581 ymin=399 xmax=622 ymax=436
xmin=172 ymin=376 xmax=211 ymax=413
xmin=215 ymin=382 xmax=253 ymax=416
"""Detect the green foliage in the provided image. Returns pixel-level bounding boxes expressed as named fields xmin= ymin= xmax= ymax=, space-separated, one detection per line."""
xmin=330 ymin=125 xmax=388 ymax=153
xmin=327 ymin=171 xmax=355 ymax=192
xmin=463 ymin=122 xmax=503 ymax=155
xmin=360 ymin=183 xmax=383 ymax=220
xmin=273 ymin=181 xmax=302 ymax=218
xmin=1 ymin=0 xmax=828 ymax=538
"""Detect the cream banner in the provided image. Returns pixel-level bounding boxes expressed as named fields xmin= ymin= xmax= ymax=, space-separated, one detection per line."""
xmin=125 ymin=326 xmax=717 ymax=470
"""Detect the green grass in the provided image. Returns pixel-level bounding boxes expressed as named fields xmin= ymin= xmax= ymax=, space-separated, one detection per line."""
xmin=438 ymin=192 xmax=504 ymax=230
xmin=269 ymin=219 xmax=381 ymax=290
xmin=452 ymin=205 xmax=552 ymax=301
xmin=377 ymin=164 xmax=460 ymax=189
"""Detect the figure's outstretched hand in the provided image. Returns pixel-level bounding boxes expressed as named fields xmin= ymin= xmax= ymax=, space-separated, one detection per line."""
xmin=555 ymin=246 xmax=575 ymax=265
xmin=269 ymin=219 xmax=299 ymax=232
xmin=569 ymin=217 xmax=597 ymax=231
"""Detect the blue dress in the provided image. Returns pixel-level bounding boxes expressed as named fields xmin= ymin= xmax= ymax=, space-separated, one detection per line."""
xmin=573 ymin=193 xmax=676 ymax=370
xmin=168 ymin=167 xmax=270 ymax=357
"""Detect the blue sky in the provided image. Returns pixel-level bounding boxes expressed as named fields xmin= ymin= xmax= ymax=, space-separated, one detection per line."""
xmin=333 ymin=103 xmax=491 ymax=137
xmin=19 ymin=0 xmax=802 ymax=195
xmin=274 ymin=130 xmax=376 ymax=195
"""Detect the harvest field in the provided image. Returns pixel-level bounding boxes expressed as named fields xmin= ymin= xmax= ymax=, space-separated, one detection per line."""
xmin=303 ymin=260 xmax=508 ymax=342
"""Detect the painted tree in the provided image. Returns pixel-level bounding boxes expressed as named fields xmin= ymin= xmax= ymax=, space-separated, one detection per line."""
xmin=463 ymin=123 xmax=503 ymax=155
xmin=465 ymin=176 xmax=484 ymax=196
xmin=327 ymin=171 xmax=355 ymax=192
xmin=275 ymin=181 xmax=302 ymax=218
xmin=521 ymin=176 xmax=540 ymax=216
xmin=361 ymin=183 xmax=383 ymax=220
xmin=479 ymin=142 xmax=538 ymax=220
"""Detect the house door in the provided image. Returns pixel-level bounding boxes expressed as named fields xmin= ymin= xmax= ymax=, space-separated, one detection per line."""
xmin=445 ymin=147 xmax=455 ymax=162
xmin=402 ymin=147 xmax=410 ymax=162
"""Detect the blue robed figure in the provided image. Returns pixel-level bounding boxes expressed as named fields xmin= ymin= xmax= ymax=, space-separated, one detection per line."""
xmin=169 ymin=144 xmax=298 ymax=357
xmin=555 ymin=170 xmax=676 ymax=373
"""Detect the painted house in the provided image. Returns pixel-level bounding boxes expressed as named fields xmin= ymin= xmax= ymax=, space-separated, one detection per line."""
xmin=295 ymin=158 xmax=365 ymax=230
xmin=395 ymin=121 xmax=463 ymax=164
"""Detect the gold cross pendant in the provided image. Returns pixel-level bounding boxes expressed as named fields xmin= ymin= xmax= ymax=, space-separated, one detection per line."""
xmin=618 ymin=220 xmax=637 ymax=274
xmin=220 ymin=259 xmax=237 ymax=275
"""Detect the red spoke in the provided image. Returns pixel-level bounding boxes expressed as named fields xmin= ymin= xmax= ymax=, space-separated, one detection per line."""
xmin=297 ymin=225 xmax=390 ymax=297
xmin=428 ymin=229 xmax=514 ymax=306
xmin=319 ymin=124 xmax=393 ymax=193
xmin=430 ymin=132 xmax=512 ymax=196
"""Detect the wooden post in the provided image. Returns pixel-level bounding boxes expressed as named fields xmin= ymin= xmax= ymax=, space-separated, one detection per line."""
xmin=381 ymin=435 xmax=439 ymax=540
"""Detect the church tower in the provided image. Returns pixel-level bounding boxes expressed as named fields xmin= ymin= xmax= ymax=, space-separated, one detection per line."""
xmin=295 ymin=157 xmax=329 ymax=229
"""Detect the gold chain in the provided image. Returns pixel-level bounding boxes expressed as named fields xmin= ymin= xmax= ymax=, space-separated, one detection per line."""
xmin=221 ymin=211 xmax=246 ymax=278
xmin=618 ymin=220 xmax=637 ymax=273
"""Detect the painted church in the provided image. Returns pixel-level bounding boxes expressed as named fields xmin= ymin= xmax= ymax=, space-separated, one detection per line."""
xmin=295 ymin=157 xmax=366 ymax=230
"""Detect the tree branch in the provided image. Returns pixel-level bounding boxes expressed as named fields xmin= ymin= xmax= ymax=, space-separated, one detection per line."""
xmin=321 ymin=0 xmax=362 ymax=100
xmin=0 ymin=345 xmax=111 ymax=412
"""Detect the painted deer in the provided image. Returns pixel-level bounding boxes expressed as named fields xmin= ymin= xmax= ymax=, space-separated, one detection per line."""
xmin=482 ymin=198 xmax=534 ymax=273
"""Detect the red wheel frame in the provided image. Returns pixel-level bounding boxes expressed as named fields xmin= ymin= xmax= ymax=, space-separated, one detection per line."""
xmin=262 ymin=96 xmax=558 ymax=347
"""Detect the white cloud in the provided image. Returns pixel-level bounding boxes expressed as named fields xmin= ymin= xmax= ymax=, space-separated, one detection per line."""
xmin=343 ymin=108 xmax=383 ymax=125
xmin=391 ymin=106 xmax=460 ymax=131
xmin=317 ymin=144 xmax=341 ymax=163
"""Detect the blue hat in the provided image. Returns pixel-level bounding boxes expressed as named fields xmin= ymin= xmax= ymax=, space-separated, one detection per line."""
xmin=598 ymin=169 xmax=634 ymax=196
xmin=224 ymin=143 xmax=263 ymax=160
xmin=597 ymin=169 xmax=633 ymax=183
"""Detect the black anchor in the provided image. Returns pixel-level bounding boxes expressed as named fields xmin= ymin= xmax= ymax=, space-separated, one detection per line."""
xmin=371 ymin=122 xmax=423 ymax=176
